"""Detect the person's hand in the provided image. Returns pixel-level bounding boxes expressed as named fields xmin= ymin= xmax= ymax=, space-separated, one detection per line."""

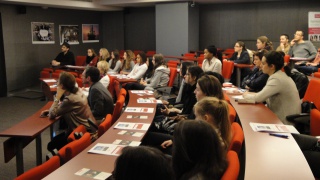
xmin=290 ymin=39 xmax=296 ymax=46
xmin=161 ymin=105 xmax=170 ymax=115
xmin=51 ymin=60 xmax=60 ymax=66
xmin=161 ymin=100 xmax=169 ymax=105
xmin=40 ymin=110 xmax=49 ymax=118
xmin=161 ymin=140 xmax=173 ymax=149
xmin=295 ymin=61 xmax=302 ymax=65
xmin=280 ymin=43 xmax=284 ymax=49
xmin=56 ymin=85 xmax=65 ymax=100
xmin=306 ymin=62 xmax=317 ymax=66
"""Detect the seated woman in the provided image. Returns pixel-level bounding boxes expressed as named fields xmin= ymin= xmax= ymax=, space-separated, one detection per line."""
xmin=85 ymin=48 xmax=97 ymax=66
xmin=109 ymin=50 xmax=121 ymax=73
xmin=173 ymin=61 xmax=194 ymax=105
xmin=243 ymin=51 xmax=301 ymax=124
xmin=226 ymin=41 xmax=251 ymax=85
xmin=98 ymin=48 xmax=110 ymax=63
xmin=241 ymin=50 xmax=269 ymax=92
xmin=256 ymin=36 xmax=273 ymax=52
xmin=160 ymin=66 xmax=203 ymax=118
xmin=112 ymin=146 xmax=174 ymax=180
xmin=172 ymin=120 xmax=228 ymax=179
xmin=41 ymin=72 xmax=96 ymax=150
xmin=127 ymin=51 xmax=148 ymax=80
xmin=120 ymin=50 xmax=135 ymax=75
xmin=202 ymin=45 xmax=222 ymax=74
xmin=125 ymin=54 xmax=170 ymax=91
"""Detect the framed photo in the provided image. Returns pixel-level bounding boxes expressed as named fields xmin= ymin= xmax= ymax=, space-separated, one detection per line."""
xmin=59 ymin=25 xmax=79 ymax=45
xmin=31 ymin=22 xmax=55 ymax=44
xmin=82 ymin=24 xmax=99 ymax=43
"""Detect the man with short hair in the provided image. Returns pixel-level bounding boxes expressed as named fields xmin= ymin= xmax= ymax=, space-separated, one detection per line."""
xmin=290 ymin=30 xmax=318 ymax=75
xmin=83 ymin=66 xmax=114 ymax=124
xmin=51 ymin=42 xmax=75 ymax=66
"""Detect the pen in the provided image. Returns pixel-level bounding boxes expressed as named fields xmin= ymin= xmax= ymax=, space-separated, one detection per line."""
xmin=269 ymin=133 xmax=288 ymax=139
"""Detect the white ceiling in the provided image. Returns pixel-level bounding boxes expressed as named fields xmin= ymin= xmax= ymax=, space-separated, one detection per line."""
xmin=0 ymin=0 xmax=286 ymax=11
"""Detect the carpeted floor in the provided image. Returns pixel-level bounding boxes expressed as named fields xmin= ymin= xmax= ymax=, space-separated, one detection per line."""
xmin=0 ymin=88 xmax=51 ymax=179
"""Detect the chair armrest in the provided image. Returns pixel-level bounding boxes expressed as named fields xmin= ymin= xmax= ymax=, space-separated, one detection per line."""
xmin=286 ymin=113 xmax=310 ymax=124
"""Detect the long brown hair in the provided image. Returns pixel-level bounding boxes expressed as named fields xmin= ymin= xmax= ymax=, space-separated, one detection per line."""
xmin=122 ymin=50 xmax=135 ymax=70
xmin=194 ymin=97 xmax=232 ymax=149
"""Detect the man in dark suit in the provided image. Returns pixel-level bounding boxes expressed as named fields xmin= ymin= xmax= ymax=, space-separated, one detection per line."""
xmin=83 ymin=66 xmax=114 ymax=124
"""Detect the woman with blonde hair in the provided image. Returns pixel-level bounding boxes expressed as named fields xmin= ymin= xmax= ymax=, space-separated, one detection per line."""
xmin=98 ymin=48 xmax=110 ymax=62
xmin=96 ymin=60 xmax=110 ymax=89
xmin=120 ymin=50 xmax=135 ymax=75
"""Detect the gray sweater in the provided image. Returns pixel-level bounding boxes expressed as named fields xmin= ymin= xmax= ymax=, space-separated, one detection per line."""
xmin=145 ymin=66 xmax=170 ymax=90
xmin=289 ymin=41 xmax=317 ymax=59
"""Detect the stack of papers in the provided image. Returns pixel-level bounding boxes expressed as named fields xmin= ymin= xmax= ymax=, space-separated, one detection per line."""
xmin=114 ymin=122 xmax=150 ymax=131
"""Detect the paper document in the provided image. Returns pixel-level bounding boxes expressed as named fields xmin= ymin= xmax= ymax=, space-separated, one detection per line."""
xmin=124 ymin=107 xmax=154 ymax=113
xmin=75 ymin=168 xmax=111 ymax=180
xmin=137 ymin=98 xmax=162 ymax=104
xmin=130 ymin=90 xmax=154 ymax=94
xmin=112 ymin=139 xmax=141 ymax=146
xmin=118 ymin=130 xmax=144 ymax=137
xmin=88 ymin=143 xmax=125 ymax=156
xmin=250 ymin=122 xmax=300 ymax=134
xmin=114 ymin=122 xmax=150 ymax=131
xmin=43 ymin=79 xmax=56 ymax=83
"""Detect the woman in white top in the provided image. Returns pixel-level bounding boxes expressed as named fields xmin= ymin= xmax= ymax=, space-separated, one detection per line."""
xmin=97 ymin=61 xmax=110 ymax=88
xmin=202 ymin=45 xmax=222 ymax=74
xmin=127 ymin=51 xmax=148 ymax=80
xmin=243 ymin=51 xmax=300 ymax=124
xmin=109 ymin=50 xmax=122 ymax=73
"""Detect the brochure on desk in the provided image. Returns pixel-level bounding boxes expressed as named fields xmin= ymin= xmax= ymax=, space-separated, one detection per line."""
xmin=250 ymin=122 xmax=300 ymax=134
xmin=114 ymin=122 xmax=150 ymax=131
xmin=124 ymin=107 xmax=154 ymax=113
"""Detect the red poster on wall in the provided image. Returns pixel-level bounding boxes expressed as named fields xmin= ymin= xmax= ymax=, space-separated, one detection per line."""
xmin=308 ymin=12 xmax=320 ymax=42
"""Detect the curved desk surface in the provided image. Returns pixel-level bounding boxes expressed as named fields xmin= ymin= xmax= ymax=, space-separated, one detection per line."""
xmin=226 ymin=92 xmax=314 ymax=179
xmin=44 ymin=91 xmax=156 ymax=179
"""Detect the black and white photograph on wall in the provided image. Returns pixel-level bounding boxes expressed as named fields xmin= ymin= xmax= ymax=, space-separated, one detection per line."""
xmin=59 ymin=25 xmax=79 ymax=45
xmin=31 ymin=22 xmax=54 ymax=44
xmin=82 ymin=24 xmax=99 ymax=43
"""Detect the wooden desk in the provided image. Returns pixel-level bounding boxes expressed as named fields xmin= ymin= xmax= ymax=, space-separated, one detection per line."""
xmin=44 ymin=92 xmax=156 ymax=179
xmin=40 ymin=78 xmax=57 ymax=101
xmin=289 ymin=57 xmax=314 ymax=69
xmin=234 ymin=64 xmax=254 ymax=87
xmin=0 ymin=102 xmax=56 ymax=176
xmin=165 ymin=55 xmax=200 ymax=64
xmin=226 ymin=93 xmax=314 ymax=179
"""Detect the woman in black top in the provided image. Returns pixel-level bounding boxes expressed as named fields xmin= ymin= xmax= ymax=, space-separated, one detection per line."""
xmin=85 ymin=48 xmax=97 ymax=65
xmin=241 ymin=50 xmax=269 ymax=92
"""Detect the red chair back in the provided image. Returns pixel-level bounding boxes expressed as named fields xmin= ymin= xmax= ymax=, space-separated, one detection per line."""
xmin=183 ymin=53 xmax=195 ymax=57
xmin=119 ymin=88 xmax=127 ymax=99
xmin=146 ymin=51 xmax=156 ymax=57
xmin=59 ymin=132 xmax=91 ymax=164
xmin=112 ymin=95 xmax=125 ymax=124
xmin=76 ymin=78 xmax=84 ymax=88
xmin=88 ymin=56 xmax=98 ymax=67
xmin=303 ymin=79 xmax=320 ymax=109
xmin=228 ymin=122 xmax=244 ymax=154
xmin=311 ymin=109 xmax=320 ymax=136
xmin=228 ymin=104 xmax=237 ymax=123
xmin=75 ymin=56 xmax=86 ymax=66
xmin=222 ymin=61 xmax=234 ymax=81
xmin=168 ymin=68 xmax=177 ymax=87
xmin=98 ymin=114 xmax=113 ymax=137
xmin=15 ymin=156 xmax=60 ymax=180
xmin=40 ymin=71 xmax=51 ymax=78
xmin=221 ymin=150 xmax=240 ymax=180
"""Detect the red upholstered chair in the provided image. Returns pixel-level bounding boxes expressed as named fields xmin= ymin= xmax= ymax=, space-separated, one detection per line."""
xmin=108 ymin=75 xmax=115 ymax=101
xmin=88 ymin=56 xmax=98 ymax=67
xmin=223 ymin=48 xmax=235 ymax=59
xmin=146 ymin=51 xmax=156 ymax=57
xmin=15 ymin=156 xmax=60 ymax=180
xmin=58 ymin=132 xmax=91 ymax=164
xmin=67 ymin=125 xmax=87 ymax=142
xmin=75 ymin=56 xmax=86 ymax=66
xmin=223 ymin=92 xmax=230 ymax=104
xmin=119 ymin=88 xmax=127 ymax=100
xmin=111 ymin=95 xmax=125 ymax=124
xmin=98 ymin=114 xmax=113 ymax=137
xmin=222 ymin=61 xmax=234 ymax=82
xmin=76 ymin=77 xmax=84 ymax=88
xmin=228 ymin=104 xmax=237 ymax=123
xmin=51 ymin=72 xmax=60 ymax=79
xmin=228 ymin=122 xmax=244 ymax=154
xmin=40 ymin=70 xmax=51 ymax=78
xmin=133 ymin=50 xmax=141 ymax=56
xmin=310 ymin=108 xmax=320 ymax=136
xmin=113 ymin=80 xmax=121 ymax=100
xmin=183 ymin=53 xmax=195 ymax=57
xmin=69 ymin=71 xmax=79 ymax=78
xmin=197 ymin=57 xmax=204 ymax=65
xmin=221 ymin=150 xmax=240 ymax=180
xmin=167 ymin=60 xmax=180 ymax=68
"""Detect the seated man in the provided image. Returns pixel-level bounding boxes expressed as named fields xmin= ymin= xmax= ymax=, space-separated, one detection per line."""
xmin=294 ymin=48 xmax=320 ymax=75
xmin=83 ymin=66 xmax=114 ymax=124
xmin=51 ymin=42 xmax=75 ymax=66
xmin=289 ymin=30 xmax=318 ymax=75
